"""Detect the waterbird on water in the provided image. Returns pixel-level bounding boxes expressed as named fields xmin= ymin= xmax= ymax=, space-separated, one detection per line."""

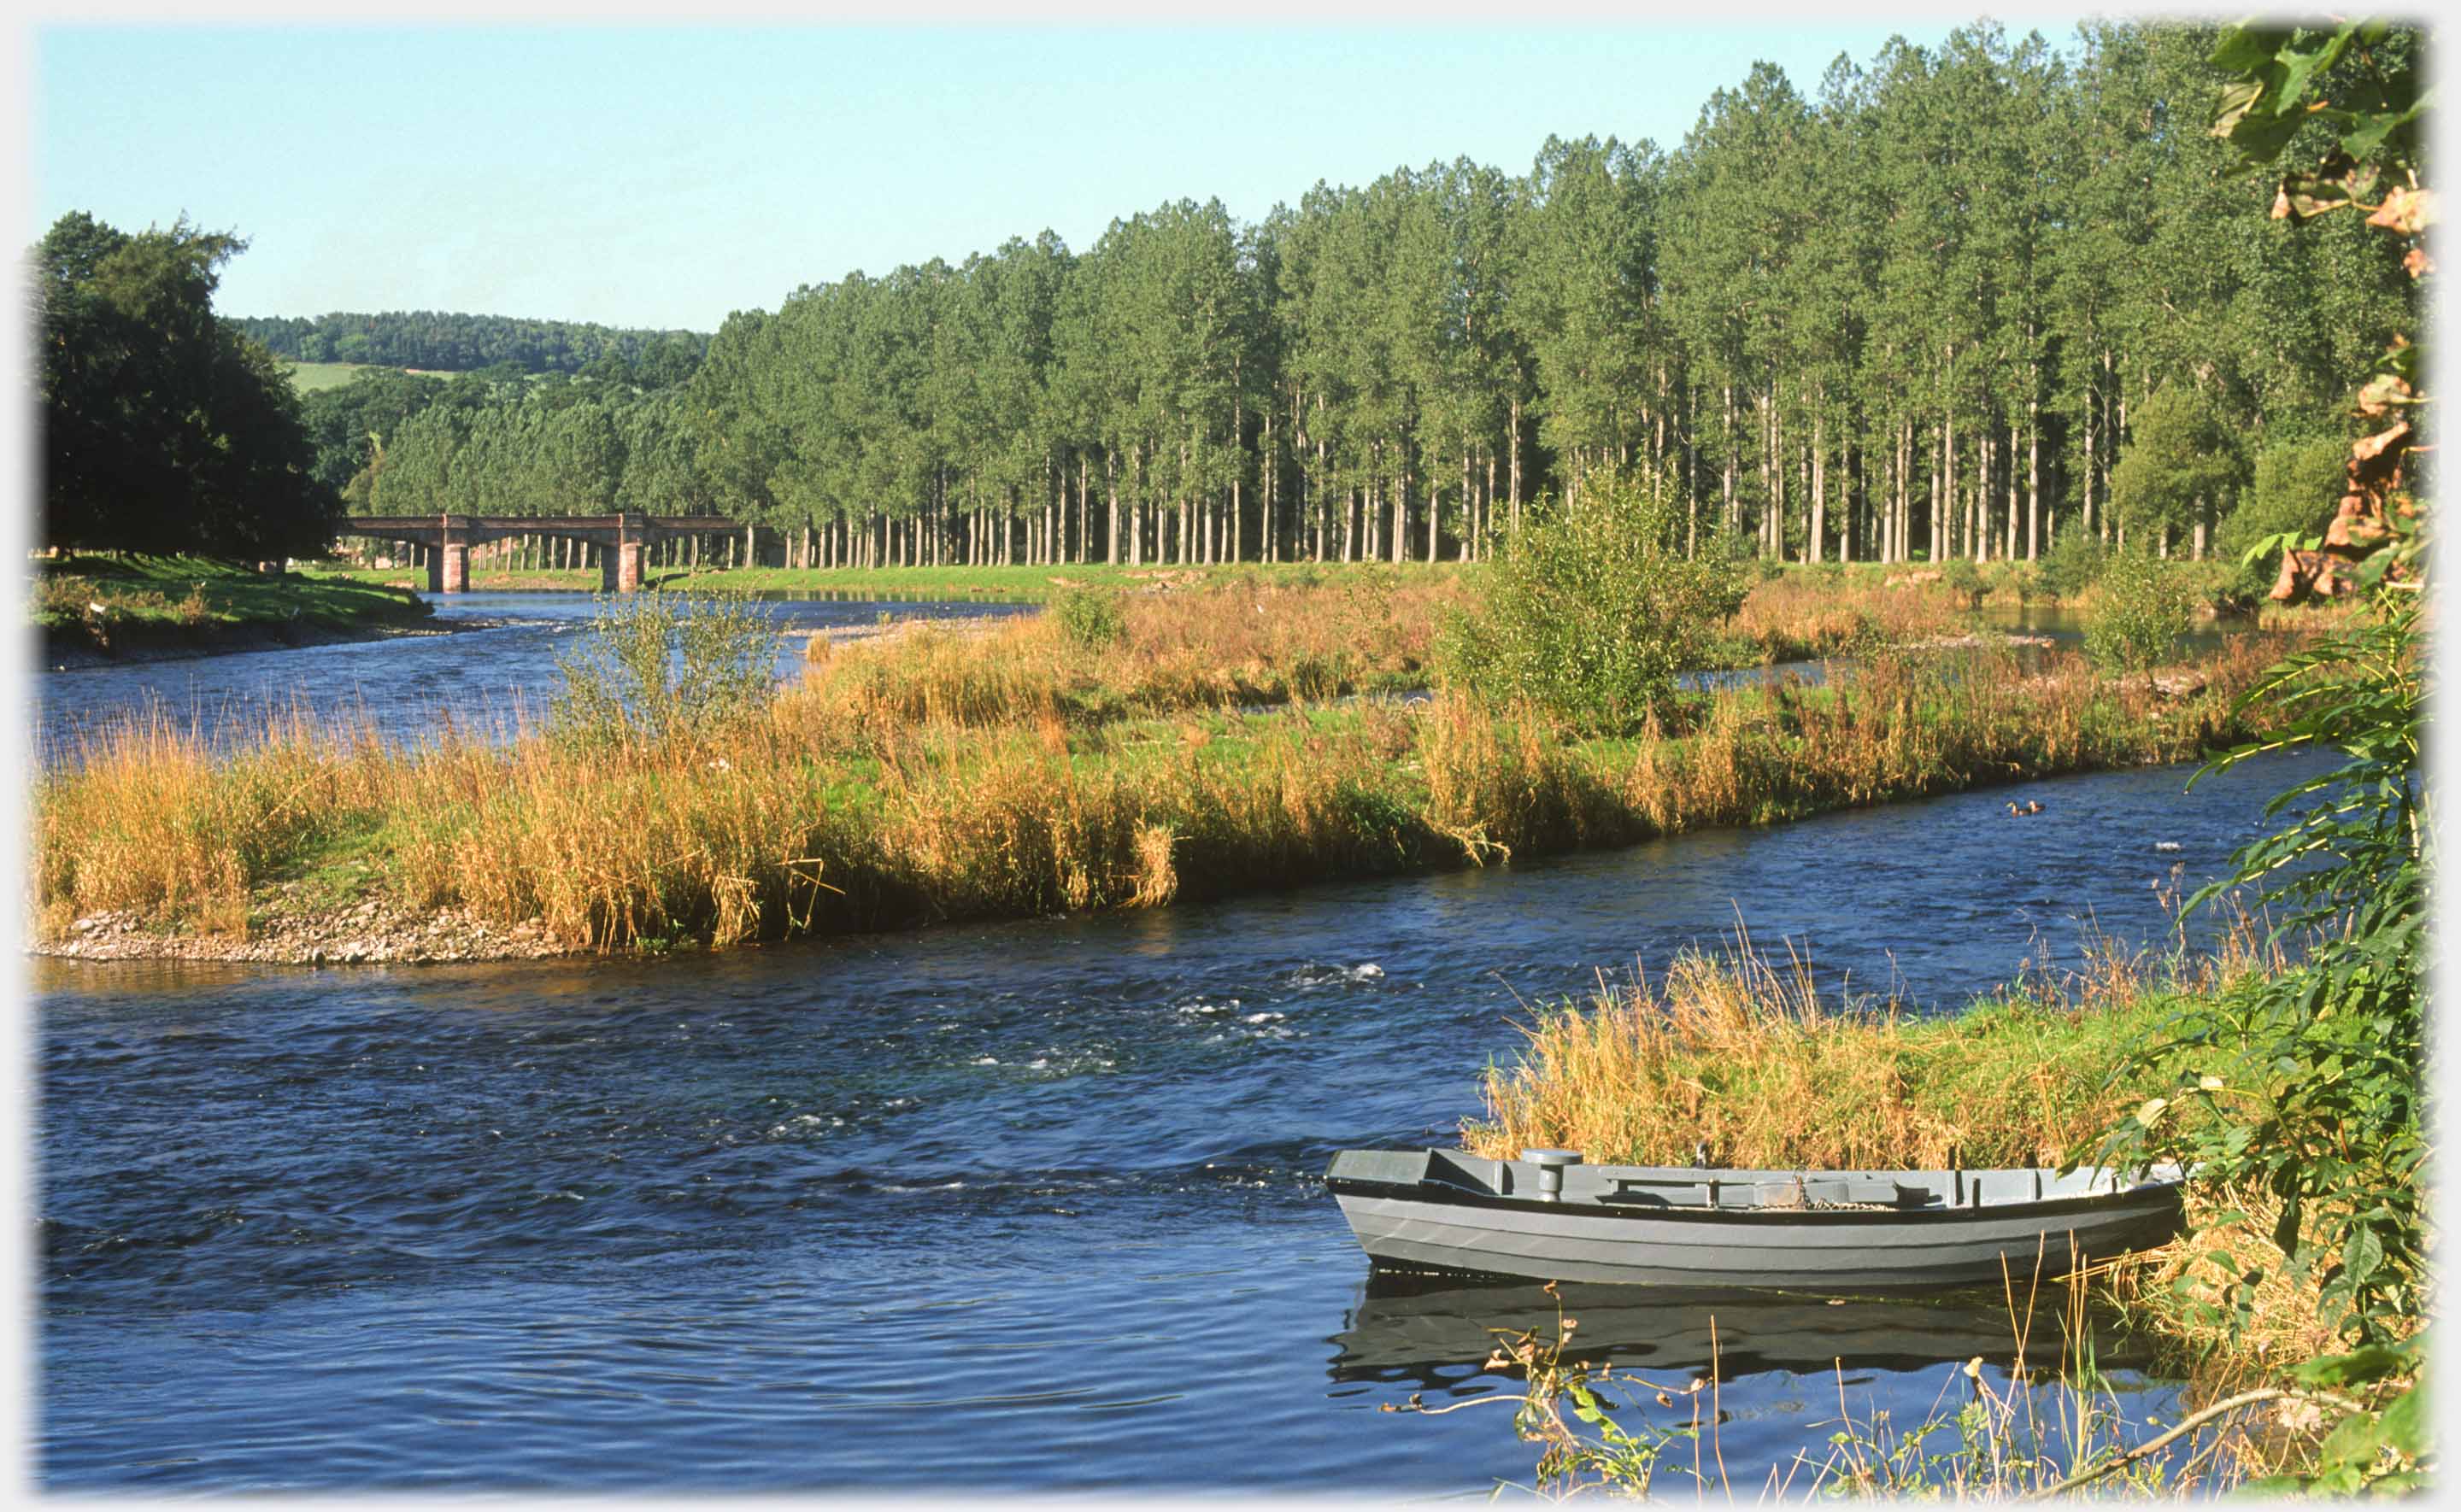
xmin=2006 ymin=799 xmax=2045 ymax=817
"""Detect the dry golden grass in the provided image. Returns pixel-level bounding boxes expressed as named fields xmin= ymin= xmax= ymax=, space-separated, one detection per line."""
xmin=32 ymin=582 xmax=2314 ymax=956
xmin=1458 ymin=911 xmax=2370 ymax=1400
xmin=1726 ymin=571 xmax=1972 ymax=661
xmin=1464 ymin=910 xmax=2286 ymax=1172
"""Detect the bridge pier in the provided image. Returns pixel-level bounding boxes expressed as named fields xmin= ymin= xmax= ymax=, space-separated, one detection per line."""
xmin=346 ymin=513 xmax=742 ymax=597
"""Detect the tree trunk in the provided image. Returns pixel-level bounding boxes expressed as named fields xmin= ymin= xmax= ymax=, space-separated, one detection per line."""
xmin=1508 ymin=391 xmax=1523 ymax=530
xmin=2028 ymin=397 xmax=2041 ymax=560
xmin=1809 ymin=401 xmax=1826 ymax=566
xmin=2004 ymin=417 xmax=2018 ymax=563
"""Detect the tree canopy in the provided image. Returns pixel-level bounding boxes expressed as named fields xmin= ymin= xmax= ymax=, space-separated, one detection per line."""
xmin=36 ymin=212 xmax=338 ymax=558
xmin=311 ymin=18 xmax=2413 ymax=575
xmin=232 ymin=310 xmax=708 ymax=378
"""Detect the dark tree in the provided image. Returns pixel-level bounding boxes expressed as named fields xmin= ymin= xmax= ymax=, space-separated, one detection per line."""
xmin=35 ymin=212 xmax=338 ymax=558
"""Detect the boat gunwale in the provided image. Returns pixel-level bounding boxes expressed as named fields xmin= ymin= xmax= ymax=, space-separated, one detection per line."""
xmin=1325 ymin=1152 xmax=2188 ymax=1228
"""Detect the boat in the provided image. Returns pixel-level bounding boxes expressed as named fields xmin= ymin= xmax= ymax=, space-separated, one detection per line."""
xmin=1324 ymin=1147 xmax=2189 ymax=1289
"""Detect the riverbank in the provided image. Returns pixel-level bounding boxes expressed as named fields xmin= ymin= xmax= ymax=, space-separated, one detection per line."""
xmin=300 ymin=558 xmax=1448 ymax=603
xmin=1463 ymin=931 xmax=2388 ymax=1490
xmin=32 ymin=554 xmax=436 ymax=666
xmin=33 ymin=597 xmax=2305 ymax=963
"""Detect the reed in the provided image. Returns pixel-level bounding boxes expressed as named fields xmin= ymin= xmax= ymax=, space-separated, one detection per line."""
xmin=794 ymin=573 xmax=1460 ymax=732
xmin=1720 ymin=571 xmax=1972 ymax=663
xmin=1460 ymin=912 xmax=2287 ymax=1171
xmin=32 ymin=616 xmax=2311 ymax=955
xmin=1458 ymin=913 xmax=2360 ymax=1396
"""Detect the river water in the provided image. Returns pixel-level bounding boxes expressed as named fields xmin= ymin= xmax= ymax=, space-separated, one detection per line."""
xmin=35 ymin=602 xmax=2334 ymax=1495
xmin=34 ymin=591 xmax=1037 ymax=765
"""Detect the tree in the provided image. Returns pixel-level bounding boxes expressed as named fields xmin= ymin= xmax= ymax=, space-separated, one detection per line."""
xmin=35 ymin=212 xmax=338 ymax=558
xmin=2106 ymin=383 xmax=2243 ymax=548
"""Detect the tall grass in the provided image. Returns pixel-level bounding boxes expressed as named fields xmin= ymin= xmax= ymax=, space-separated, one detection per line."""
xmin=1719 ymin=571 xmax=1972 ymax=663
xmin=33 ymin=592 xmax=2313 ymax=955
xmin=1462 ymin=913 xmax=2283 ymax=1171
xmin=1458 ymin=914 xmax=2355 ymax=1391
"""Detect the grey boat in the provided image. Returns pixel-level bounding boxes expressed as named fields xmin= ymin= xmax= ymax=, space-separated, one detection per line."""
xmin=1326 ymin=1147 xmax=2189 ymax=1289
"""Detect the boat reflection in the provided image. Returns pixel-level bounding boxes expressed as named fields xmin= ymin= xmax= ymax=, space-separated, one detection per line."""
xmin=1329 ymin=1269 xmax=2156 ymax=1388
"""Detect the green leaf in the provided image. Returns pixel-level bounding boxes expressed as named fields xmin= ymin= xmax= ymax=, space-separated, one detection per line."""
xmin=2209 ymin=24 xmax=2294 ymax=74
xmin=2273 ymin=1196 xmax=2305 ymax=1257
xmin=2313 ymin=1408 xmax=2383 ymax=1467
xmin=2289 ymin=1343 xmax=2413 ymax=1386
xmin=2271 ymin=26 xmax=2359 ymax=117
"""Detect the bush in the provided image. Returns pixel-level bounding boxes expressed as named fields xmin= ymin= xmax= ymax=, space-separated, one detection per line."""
xmin=2082 ymin=551 xmax=2196 ymax=672
xmin=2036 ymin=528 xmax=2109 ymax=599
xmin=2216 ymin=432 xmax=2348 ymax=602
xmin=1940 ymin=555 xmax=1986 ymax=609
xmin=1050 ymin=585 xmax=1126 ymax=651
xmin=1436 ymin=466 xmax=1746 ymax=731
xmin=549 ymin=590 xmax=785 ymax=749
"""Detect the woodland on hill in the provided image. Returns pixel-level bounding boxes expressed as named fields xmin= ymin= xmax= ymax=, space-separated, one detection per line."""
xmin=324 ymin=19 xmax=2412 ymax=571
xmin=236 ymin=311 xmax=708 ymax=382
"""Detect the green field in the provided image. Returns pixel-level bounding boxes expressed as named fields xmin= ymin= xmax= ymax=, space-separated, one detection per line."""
xmin=280 ymin=360 xmax=386 ymax=392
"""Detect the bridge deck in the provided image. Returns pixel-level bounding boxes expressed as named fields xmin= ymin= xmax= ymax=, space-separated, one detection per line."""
xmin=344 ymin=515 xmax=748 ymax=535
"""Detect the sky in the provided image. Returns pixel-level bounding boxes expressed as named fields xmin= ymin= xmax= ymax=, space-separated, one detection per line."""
xmin=30 ymin=16 xmax=2100 ymax=334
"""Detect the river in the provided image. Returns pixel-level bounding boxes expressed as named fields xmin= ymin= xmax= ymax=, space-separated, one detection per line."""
xmin=33 ymin=591 xmax=1038 ymax=765
xmin=36 ymin=597 xmax=2332 ymax=1492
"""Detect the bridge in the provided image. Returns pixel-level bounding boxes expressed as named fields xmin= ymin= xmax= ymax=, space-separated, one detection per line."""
xmin=342 ymin=514 xmax=757 ymax=594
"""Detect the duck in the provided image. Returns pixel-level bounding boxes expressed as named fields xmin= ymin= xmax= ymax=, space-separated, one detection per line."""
xmin=2007 ymin=799 xmax=2046 ymax=817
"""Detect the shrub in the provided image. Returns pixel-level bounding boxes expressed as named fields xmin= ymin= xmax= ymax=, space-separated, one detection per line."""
xmin=1940 ymin=554 xmax=1986 ymax=609
xmin=2215 ymin=432 xmax=2348 ymax=602
xmin=2101 ymin=597 xmax=2424 ymax=1346
xmin=549 ymin=590 xmax=784 ymax=749
xmin=1049 ymin=584 xmax=1126 ymax=650
xmin=2036 ymin=527 xmax=2109 ymax=599
xmin=1436 ymin=466 xmax=1746 ymax=731
xmin=2082 ymin=550 xmax=2196 ymax=672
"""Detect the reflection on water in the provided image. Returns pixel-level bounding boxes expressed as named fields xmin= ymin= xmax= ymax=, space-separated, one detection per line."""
xmin=1331 ymin=1270 xmax=2159 ymax=1386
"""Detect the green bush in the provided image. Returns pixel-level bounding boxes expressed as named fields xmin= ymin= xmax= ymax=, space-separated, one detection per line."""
xmin=2082 ymin=551 xmax=2196 ymax=672
xmin=2035 ymin=528 xmax=2109 ymax=599
xmin=1050 ymin=585 xmax=1127 ymax=651
xmin=2216 ymin=432 xmax=2348 ymax=602
xmin=1940 ymin=555 xmax=1986 ymax=609
xmin=549 ymin=590 xmax=785 ymax=749
xmin=1436 ymin=466 xmax=1746 ymax=732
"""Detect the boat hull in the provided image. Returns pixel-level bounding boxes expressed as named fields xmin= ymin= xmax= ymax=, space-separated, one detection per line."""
xmin=1327 ymin=1149 xmax=2187 ymax=1290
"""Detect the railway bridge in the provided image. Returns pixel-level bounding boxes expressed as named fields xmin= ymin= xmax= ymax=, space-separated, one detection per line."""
xmin=342 ymin=513 xmax=756 ymax=594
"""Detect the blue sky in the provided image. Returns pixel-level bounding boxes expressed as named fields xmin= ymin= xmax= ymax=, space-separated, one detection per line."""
xmin=34 ymin=20 xmax=2090 ymax=333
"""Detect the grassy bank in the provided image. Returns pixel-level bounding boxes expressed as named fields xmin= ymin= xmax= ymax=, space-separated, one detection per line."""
xmin=1462 ymin=929 xmax=2385 ymax=1489
xmin=300 ymin=558 xmax=1468 ymax=603
xmin=32 ymin=554 xmax=433 ymax=659
xmin=34 ymin=583 xmax=2302 ymax=954
xmin=305 ymin=563 xmax=604 ymax=595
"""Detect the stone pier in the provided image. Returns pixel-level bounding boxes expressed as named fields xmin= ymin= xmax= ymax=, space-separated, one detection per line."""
xmin=349 ymin=513 xmax=758 ymax=595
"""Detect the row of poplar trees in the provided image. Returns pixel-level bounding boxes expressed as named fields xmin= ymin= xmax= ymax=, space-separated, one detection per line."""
xmin=353 ymin=19 xmax=2415 ymax=570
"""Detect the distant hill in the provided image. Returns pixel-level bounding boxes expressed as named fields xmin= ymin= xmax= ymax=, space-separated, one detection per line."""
xmin=233 ymin=311 xmax=709 ymax=378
